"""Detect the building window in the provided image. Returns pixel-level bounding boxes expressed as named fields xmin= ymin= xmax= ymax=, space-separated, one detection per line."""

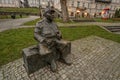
xmin=88 ymin=3 xmax=90 ymax=8
xmin=71 ymin=1 xmax=74 ymax=7
xmin=85 ymin=3 xmax=88 ymax=8
xmin=70 ymin=12 xmax=74 ymax=16
xmin=110 ymin=6 xmax=112 ymax=10
xmin=95 ymin=4 xmax=97 ymax=9
xmin=10 ymin=0 xmax=13 ymax=4
xmin=8 ymin=0 xmax=11 ymax=4
xmin=77 ymin=1 xmax=80 ymax=7
xmin=83 ymin=3 xmax=85 ymax=7
xmin=5 ymin=0 xmax=8 ymax=4
xmin=0 ymin=0 xmax=2 ymax=3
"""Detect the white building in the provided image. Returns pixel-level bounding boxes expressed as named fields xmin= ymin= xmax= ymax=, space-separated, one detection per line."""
xmin=36 ymin=0 xmax=120 ymax=18
xmin=28 ymin=0 xmax=39 ymax=7
xmin=28 ymin=0 xmax=53 ymax=8
xmin=66 ymin=0 xmax=120 ymax=18
xmin=0 ymin=0 xmax=21 ymax=7
xmin=0 ymin=0 xmax=119 ymax=18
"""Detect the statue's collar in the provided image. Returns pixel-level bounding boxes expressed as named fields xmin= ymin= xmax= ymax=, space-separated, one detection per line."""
xmin=44 ymin=18 xmax=53 ymax=23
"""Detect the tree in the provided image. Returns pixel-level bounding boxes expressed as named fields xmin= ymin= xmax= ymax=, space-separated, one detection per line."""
xmin=118 ymin=9 xmax=120 ymax=18
xmin=24 ymin=0 xmax=29 ymax=8
xmin=60 ymin=0 xmax=69 ymax=22
xmin=114 ymin=9 xmax=120 ymax=18
xmin=114 ymin=9 xmax=117 ymax=18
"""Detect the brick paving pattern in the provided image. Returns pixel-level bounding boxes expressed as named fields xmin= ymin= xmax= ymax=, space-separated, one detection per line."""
xmin=0 ymin=36 xmax=120 ymax=80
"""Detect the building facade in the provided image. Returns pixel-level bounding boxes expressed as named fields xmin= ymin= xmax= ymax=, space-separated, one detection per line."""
xmin=28 ymin=0 xmax=39 ymax=8
xmin=38 ymin=0 xmax=120 ymax=18
xmin=0 ymin=0 xmax=119 ymax=18
xmin=28 ymin=0 xmax=53 ymax=8
xmin=0 ymin=0 xmax=22 ymax=7
xmin=66 ymin=0 xmax=120 ymax=18
xmin=0 ymin=0 xmax=59 ymax=8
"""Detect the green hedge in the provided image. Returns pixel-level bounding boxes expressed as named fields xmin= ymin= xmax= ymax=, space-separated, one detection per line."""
xmin=0 ymin=8 xmax=39 ymax=14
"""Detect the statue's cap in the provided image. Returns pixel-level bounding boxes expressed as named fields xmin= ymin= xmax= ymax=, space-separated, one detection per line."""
xmin=43 ymin=6 xmax=55 ymax=16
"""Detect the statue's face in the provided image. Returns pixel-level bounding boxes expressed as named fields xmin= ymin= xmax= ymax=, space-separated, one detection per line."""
xmin=45 ymin=10 xmax=55 ymax=21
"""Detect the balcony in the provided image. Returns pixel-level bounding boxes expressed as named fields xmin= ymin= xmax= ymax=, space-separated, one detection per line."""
xmin=76 ymin=7 xmax=86 ymax=11
xmin=95 ymin=0 xmax=112 ymax=3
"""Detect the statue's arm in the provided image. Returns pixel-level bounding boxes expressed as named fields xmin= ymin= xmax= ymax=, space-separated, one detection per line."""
xmin=56 ymin=24 xmax=62 ymax=39
xmin=34 ymin=23 xmax=45 ymax=43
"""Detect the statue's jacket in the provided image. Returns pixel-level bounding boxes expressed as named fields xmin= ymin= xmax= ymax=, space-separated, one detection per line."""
xmin=34 ymin=18 xmax=62 ymax=46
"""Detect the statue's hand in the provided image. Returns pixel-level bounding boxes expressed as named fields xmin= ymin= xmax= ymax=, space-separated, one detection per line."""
xmin=56 ymin=32 xmax=62 ymax=40
xmin=44 ymin=38 xmax=55 ymax=46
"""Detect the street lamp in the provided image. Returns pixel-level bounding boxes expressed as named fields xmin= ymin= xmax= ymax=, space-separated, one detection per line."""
xmin=39 ymin=0 xmax=40 ymax=8
xmin=76 ymin=10 xmax=80 ymax=13
xmin=38 ymin=0 xmax=42 ymax=18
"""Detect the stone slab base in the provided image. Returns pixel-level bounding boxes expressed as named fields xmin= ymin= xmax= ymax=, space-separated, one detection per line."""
xmin=22 ymin=45 xmax=51 ymax=74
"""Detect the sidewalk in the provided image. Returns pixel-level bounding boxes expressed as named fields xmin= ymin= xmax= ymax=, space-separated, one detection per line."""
xmin=0 ymin=21 xmax=120 ymax=34
xmin=17 ymin=22 xmax=120 ymax=28
xmin=0 ymin=36 xmax=120 ymax=80
xmin=57 ymin=22 xmax=120 ymax=27
xmin=0 ymin=16 xmax=39 ymax=32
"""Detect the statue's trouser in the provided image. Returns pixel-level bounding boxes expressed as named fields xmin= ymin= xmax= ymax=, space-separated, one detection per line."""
xmin=38 ymin=43 xmax=58 ymax=72
xmin=38 ymin=40 xmax=72 ymax=72
xmin=56 ymin=40 xmax=72 ymax=65
xmin=45 ymin=50 xmax=58 ymax=72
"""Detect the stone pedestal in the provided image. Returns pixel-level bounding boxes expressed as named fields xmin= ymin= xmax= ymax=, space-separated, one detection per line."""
xmin=22 ymin=45 xmax=50 ymax=74
xmin=22 ymin=41 xmax=72 ymax=74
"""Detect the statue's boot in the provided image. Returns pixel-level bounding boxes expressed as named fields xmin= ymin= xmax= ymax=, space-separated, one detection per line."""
xmin=50 ymin=59 xmax=57 ymax=72
xmin=62 ymin=54 xmax=72 ymax=65
xmin=60 ymin=42 xmax=72 ymax=65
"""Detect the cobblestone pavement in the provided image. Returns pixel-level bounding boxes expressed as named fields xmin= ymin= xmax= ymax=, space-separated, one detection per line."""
xmin=0 ymin=16 xmax=39 ymax=32
xmin=0 ymin=36 xmax=120 ymax=80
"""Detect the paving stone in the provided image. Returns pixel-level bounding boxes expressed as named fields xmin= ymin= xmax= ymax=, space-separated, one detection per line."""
xmin=0 ymin=70 xmax=3 ymax=80
xmin=0 ymin=36 xmax=120 ymax=80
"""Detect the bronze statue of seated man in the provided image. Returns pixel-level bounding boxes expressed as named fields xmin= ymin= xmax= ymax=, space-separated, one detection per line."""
xmin=34 ymin=7 xmax=72 ymax=72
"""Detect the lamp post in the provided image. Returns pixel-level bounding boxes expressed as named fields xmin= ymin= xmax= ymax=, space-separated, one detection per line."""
xmin=39 ymin=0 xmax=41 ymax=18
xmin=38 ymin=0 xmax=40 ymax=8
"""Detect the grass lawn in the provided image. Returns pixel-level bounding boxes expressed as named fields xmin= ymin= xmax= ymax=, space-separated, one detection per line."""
xmin=0 ymin=25 xmax=120 ymax=66
xmin=94 ymin=18 xmax=120 ymax=23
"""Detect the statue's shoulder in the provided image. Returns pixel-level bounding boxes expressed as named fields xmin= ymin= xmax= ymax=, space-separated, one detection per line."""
xmin=53 ymin=22 xmax=57 ymax=25
xmin=36 ymin=19 xmax=45 ymax=28
xmin=37 ymin=19 xmax=44 ymax=25
xmin=53 ymin=22 xmax=58 ymax=26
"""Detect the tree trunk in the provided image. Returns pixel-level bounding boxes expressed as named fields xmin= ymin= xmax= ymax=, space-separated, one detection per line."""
xmin=60 ymin=0 xmax=69 ymax=22
xmin=24 ymin=0 xmax=29 ymax=8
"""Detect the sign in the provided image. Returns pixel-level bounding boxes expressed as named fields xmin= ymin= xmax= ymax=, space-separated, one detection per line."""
xmin=101 ymin=8 xmax=110 ymax=19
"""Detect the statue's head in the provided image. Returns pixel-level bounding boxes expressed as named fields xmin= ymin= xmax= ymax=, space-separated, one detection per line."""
xmin=43 ymin=6 xmax=55 ymax=22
